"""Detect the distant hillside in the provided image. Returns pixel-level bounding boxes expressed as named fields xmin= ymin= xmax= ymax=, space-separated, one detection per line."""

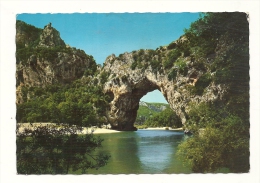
xmin=135 ymin=101 xmax=169 ymax=125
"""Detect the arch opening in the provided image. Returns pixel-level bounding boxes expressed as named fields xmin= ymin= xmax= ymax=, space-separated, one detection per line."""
xmin=135 ymin=90 xmax=169 ymax=127
xmin=107 ymin=77 xmax=170 ymax=131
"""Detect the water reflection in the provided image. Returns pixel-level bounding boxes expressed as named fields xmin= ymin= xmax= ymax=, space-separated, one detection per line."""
xmin=87 ymin=130 xmax=191 ymax=174
xmin=136 ymin=130 xmax=186 ymax=173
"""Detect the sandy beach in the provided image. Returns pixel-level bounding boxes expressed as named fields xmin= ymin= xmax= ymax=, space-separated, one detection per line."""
xmin=17 ymin=123 xmax=121 ymax=135
xmin=17 ymin=123 xmax=183 ymax=135
xmin=143 ymin=127 xmax=183 ymax=131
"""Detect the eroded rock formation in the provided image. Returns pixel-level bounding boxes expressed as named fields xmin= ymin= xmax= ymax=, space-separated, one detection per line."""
xmin=102 ymin=45 xmax=227 ymax=131
xmin=16 ymin=21 xmax=96 ymax=104
xmin=38 ymin=23 xmax=66 ymax=48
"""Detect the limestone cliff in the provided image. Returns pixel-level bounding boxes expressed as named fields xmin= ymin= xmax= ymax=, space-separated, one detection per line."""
xmin=102 ymin=39 xmax=227 ymax=130
xmin=38 ymin=23 xmax=66 ymax=48
xmin=16 ymin=21 xmax=96 ymax=104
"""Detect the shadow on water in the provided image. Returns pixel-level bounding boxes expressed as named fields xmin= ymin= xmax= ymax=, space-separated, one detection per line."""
xmin=87 ymin=130 xmax=192 ymax=174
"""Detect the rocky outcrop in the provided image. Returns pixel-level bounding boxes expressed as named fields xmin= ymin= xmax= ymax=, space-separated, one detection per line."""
xmin=16 ymin=21 xmax=96 ymax=104
xmin=38 ymin=23 xmax=66 ymax=48
xmin=102 ymin=44 xmax=227 ymax=131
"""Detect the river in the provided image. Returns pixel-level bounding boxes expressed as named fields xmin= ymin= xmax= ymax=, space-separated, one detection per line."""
xmin=86 ymin=129 xmax=192 ymax=174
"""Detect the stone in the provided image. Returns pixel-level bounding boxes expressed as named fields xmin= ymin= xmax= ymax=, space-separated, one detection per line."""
xmin=16 ymin=22 xmax=95 ymax=104
xmin=102 ymin=48 xmax=226 ymax=131
xmin=38 ymin=22 xmax=66 ymax=48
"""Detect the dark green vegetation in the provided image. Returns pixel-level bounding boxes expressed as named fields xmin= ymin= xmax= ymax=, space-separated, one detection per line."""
xmin=17 ymin=124 xmax=110 ymax=174
xmin=135 ymin=102 xmax=169 ymax=125
xmin=16 ymin=20 xmax=42 ymax=49
xmin=144 ymin=108 xmax=182 ymax=128
xmin=135 ymin=102 xmax=182 ymax=129
xmin=16 ymin=79 xmax=111 ymax=127
xmin=176 ymin=12 xmax=249 ymax=173
xmin=177 ymin=102 xmax=249 ymax=173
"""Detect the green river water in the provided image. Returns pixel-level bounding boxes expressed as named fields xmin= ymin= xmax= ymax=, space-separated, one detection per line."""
xmin=85 ymin=129 xmax=192 ymax=174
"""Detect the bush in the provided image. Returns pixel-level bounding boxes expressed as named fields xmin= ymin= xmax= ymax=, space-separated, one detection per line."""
xmin=169 ymin=49 xmax=182 ymax=61
xmin=131 ymin=60 xmax=138 ymax=70
xmin=194 ymin=73 xmax=212 ymax=95
xmin=144 ymin=108 xmax=182 ymax=128
xmin=163 ymin=59 xmax=173 ymax=69
xmin=168 ymin=68 xmax=177 ymax=81
xmin=138 ymin=49 xmax=145 ymax=56
xmin=177 ymin=102 xmax=249 ymax=173
xmin=16 ymin=124 xmax=110 ymax=174
xmin=99 ymin=71 xmax=109 ymax=84
xmin=150 ymin=59 xmax=161 ymax=72
xmin=174 ymin=58 xmax=188 ymax=75
xmin=167 ymin=42 xmax=177 ymax=50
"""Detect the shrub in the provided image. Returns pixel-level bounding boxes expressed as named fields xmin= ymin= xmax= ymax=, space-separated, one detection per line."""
xmin=16 ymin=124 xmax=110 ymax=174
xmin=99 ymin=71 xmax=109 ymax=84
xmin=168 ymin=49 xmax=182 ymax=62
xmin=131 ymin=60 xmax=138 ymax=70
xmin=168 ymin=69 xmax=177 ymax=80
xmin=150 ymin=59 xmax=161 ymax=72
xmin=194 ymin=73 xmax=212 ymax=95
xmin=163 ymin=58 xmax=173 ymax=69
xmin=138 ymin=49 xmax=145 ymax=56
xmin=174 ymin=58 xmax=188 ymax=75
xmin=167 ymin=42 xmax=177 ymax=50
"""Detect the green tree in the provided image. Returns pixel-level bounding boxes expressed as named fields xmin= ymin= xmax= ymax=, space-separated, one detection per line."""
xmin=16 ymin=124 xmax=110 ymax=174
xmin=144 ymin=108 xmax=182 ymax=128
xmin=177 ymin=103 xmax=249 ymax=173
xmin=176 ymin=12 xmax=249 ymax=173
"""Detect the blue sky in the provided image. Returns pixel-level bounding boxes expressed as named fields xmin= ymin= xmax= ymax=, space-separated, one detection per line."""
xmin=17 ymin=13 xmax=200 ymax=103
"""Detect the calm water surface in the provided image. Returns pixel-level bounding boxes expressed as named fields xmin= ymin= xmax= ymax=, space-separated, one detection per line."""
xmin=87 ymin=130 xmax=192 ymax=174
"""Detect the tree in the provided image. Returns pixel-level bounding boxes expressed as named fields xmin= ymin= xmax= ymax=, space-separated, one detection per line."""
xmin=176 ymin=12 xmax=249 ymax=173
xmin=144 ymin=108 xmax=182 ymax=128
xmin=16 ymin=123 xmax=110 ymax=174
xmin=177 ymin=107 xmax=249 ymax=173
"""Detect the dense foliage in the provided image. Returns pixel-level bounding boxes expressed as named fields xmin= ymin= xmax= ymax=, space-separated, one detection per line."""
xmin=143 ymin=107 xmax=182 ymax=128
xmin=135 ymin=102 xmax=169 ymax=126
xmin=176 ymin=12 xmax=249 ymax=173
xmin=17 ymin=124 xmax=110 ymax=174
xmin=135 ymin=105 xmax=156 ymax=125
xmin=17 ymin=79 xmax=111 ymax=127
xmin=16 ymin=20 xmax=42 ymax=49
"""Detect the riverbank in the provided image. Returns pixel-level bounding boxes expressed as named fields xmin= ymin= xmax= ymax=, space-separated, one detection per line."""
xmin=17 ymin=123 xmax=183 ymax=135
xmin=17 ymin=123 xmax=121 ymax=134
xmin=142 ymin=127 xmax=184 ymax=131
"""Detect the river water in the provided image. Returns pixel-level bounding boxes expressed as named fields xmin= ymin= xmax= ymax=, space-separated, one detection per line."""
xmin=87 ymin=129 xmax=192 ymax=174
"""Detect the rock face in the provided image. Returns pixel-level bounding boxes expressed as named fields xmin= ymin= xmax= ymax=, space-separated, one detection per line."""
xmin=38 ymin=23 xmax=66 ymax=48
xmin=102 ymin=45 xmax=227 ymax=131
xmin=16 ymin=21 xmax=96 ymax=104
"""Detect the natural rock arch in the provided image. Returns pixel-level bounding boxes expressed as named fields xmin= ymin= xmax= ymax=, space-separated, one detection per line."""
xmin=102 ymin=50 xmax=225 ymax=131
xmin=105 ymin=76 xmax=161 ymax=131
